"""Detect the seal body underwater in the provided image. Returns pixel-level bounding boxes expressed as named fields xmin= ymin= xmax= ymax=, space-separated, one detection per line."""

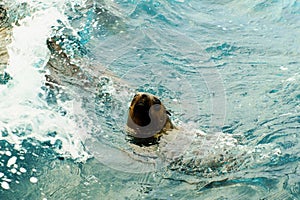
xmin=126 ymin=92 xmax=174 ymax=146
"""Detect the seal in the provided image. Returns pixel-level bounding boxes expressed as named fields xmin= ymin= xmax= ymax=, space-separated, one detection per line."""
xmin=126 ymin=92 xmax=174 ymax=146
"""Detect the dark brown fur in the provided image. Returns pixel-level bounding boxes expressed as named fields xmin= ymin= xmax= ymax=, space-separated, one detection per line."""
xmin=127 ymin=92 xmax=174 ymax=145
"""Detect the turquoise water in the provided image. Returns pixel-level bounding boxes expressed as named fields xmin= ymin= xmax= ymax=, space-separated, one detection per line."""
xmin=0 ymin=0 xmax=300 ymax=199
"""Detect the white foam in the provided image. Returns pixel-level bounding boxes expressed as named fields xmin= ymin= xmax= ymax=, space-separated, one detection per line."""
xmin=1 ymin=181 xmax=10 ymax=190
xmin=20 ymin=167 xmax=27 ymax=173
xmin=29 ymin=177 xmax=38 ymax=183
xmin=5 ymin=151 xmax=12 ymax=156
xmin=1 ymin=0 xmax=92 ymax=166
xmin=7 ymin=156 xmax=17 ymax=167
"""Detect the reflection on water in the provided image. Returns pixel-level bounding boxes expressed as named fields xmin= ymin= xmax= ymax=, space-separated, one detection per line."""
xmin=1 ymin=0 xmax=300 ymax=199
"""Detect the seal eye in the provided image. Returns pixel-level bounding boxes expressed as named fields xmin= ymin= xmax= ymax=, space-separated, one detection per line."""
xmin=153 ymin=98 xmax=161 ymax=105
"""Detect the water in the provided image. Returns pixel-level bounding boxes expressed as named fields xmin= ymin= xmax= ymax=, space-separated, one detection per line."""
xmin=0 ymin=0 xmax=299 ymax=199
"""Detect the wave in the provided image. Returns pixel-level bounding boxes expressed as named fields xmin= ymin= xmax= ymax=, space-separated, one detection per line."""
xmin=1 ymin=0 xmax=93 ymax=168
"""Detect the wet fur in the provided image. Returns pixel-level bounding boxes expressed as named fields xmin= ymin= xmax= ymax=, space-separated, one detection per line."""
xmin=127 ymin=92 xmax=174 ymax=146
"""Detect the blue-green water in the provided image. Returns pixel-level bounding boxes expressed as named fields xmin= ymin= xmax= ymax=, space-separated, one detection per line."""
xmin=0 ymin=0 xmax=299 ymax=199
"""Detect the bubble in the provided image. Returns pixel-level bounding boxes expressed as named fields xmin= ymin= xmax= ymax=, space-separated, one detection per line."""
xmin=20 ymin=167 xmax=27 ymax=173
xmin=5 ymin=151 xmax=12 ymax=156
xmin=1 ymin=181 xmax=10 ymax=190
xmin=7 ymin=156 xmax=17 ymax=167
xmin=30 ymin=177 xmax=38 ymax=184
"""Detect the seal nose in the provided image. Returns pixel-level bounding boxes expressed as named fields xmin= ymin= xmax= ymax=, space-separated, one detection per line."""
xmin=141 ymin=94 xmax=148 ymax=99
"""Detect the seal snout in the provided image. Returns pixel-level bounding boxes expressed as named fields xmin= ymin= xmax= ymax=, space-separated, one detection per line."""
xmin=134 ymin=95 xmax=150 ymax=110
xmin=137 ymin=94 xmax=151 ymax=105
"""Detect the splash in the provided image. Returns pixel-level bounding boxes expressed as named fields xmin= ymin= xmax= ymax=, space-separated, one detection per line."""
xmin=0 ymin=0 xmax=93 ymax=190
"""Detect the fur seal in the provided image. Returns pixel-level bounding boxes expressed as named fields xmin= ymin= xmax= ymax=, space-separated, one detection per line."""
xmin=126 ymin=92 xmax=174 ymax=146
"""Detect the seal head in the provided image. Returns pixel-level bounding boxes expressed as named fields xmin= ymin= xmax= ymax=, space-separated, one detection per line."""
xmin=127 ymin=92 xmax=173 ymax=146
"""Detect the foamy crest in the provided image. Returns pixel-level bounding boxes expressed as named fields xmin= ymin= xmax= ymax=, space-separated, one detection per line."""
xmin=1 ymin=1 xmax=92 ymax=172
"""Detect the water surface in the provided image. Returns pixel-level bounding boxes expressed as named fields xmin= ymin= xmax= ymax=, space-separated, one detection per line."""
xmin=0 ymin=0 xmax=299 ymax=199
